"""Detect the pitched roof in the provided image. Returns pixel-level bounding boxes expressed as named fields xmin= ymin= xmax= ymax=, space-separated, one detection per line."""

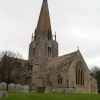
xmin=46 ymin=51 xmax=77 ymax=71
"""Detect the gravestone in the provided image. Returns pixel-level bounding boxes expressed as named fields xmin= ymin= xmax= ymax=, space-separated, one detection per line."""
xmin=15 ymin=84 xmax=23 ymax=92
xmin=8 ymin=83 xmax=15 ymax=92
xmin=62 ymin=88 xmax=66 ymax=94
xmin=0 ymin=91 xmax=8 ymax=98
xmin=57 ymin=88 xmax=62 ymax=93
xmin=71 ymin=88 xmax=75 ymax=93
xmin=23 ymin=85 xmax=29 ymax=93
xmin=67 ymin=88 xmax=75 ymax=93
xmin=44 ymin=87 xmax=49 ymax=93
xmin=0 ymin=82 xmax=8 ymax=98
xmin=65 ymin=88 xmax=69 ymax=94
xmin=52 ymin=88 xmax=56 ymax=93
xmin=45 ymin=86 xmax=52 ymax=93
xmin=0 ymin=82 xmax=7 ymax=91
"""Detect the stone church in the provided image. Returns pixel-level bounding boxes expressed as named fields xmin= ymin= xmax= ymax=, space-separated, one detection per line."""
xmin=26 ymin=0 xmax=97 ymax=93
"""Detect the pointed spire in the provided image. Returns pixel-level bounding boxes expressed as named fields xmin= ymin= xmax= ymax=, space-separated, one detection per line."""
xmin=34 ymin=0 xmax=52 ymax=40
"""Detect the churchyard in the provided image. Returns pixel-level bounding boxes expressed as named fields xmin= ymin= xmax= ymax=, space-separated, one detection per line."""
xmin=0 ymin=92 xmax=100 ymax=100
xmin=0 ymin=82 xmax=100 ymax=100
xmin=0 ymin=82 xmax=29 ymax=99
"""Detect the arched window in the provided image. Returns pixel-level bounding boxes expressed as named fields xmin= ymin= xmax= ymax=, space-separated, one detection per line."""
xmin=57 ymin=74 xmax=62 ymax=84
xmin=48 ymin=47 xmax=51 ymax=57
xmin=76 ymin=62 xmax=84 ymax=85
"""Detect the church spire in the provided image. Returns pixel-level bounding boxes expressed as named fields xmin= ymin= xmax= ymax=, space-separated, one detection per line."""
xmin=35 ymin=0 xmax=52 ymax=40
xmin=28 ymin=0 xmax=58 ymax=63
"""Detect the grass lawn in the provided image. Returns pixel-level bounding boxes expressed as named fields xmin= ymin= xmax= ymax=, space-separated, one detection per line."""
xmin=0 ymin=92 xmax=100 ymax=100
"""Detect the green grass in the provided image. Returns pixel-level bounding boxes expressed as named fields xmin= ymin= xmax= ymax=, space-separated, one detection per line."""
xmin=0 ymin=92 xmax=100 ymax=100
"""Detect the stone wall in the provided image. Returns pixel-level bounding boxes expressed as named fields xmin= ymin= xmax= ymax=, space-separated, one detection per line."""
xmin=90 ymin=76 xmax=98 ymax=93
xmin=45 ymin=50 xmax=98 ymax=93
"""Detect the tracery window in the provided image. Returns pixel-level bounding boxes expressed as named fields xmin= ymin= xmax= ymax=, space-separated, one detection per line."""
xmin=57 ymin=74 xmax=62 ymax=84
xmin=76 ymin=62 xmax=84 ymax=85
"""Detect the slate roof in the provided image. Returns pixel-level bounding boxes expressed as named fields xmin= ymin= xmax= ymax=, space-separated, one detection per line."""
xmin=46 ymin=51 xmax=77 ymax=71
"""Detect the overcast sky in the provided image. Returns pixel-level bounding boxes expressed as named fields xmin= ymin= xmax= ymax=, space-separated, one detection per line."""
xmin=0 ymin=0 xmax=100 ymax=69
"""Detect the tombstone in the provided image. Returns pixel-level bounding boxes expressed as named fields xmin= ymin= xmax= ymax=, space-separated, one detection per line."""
xmin=44 ymin=87 xmax=49 ymax=93
xmin=45 ymin=85 xmax=53 ymax=93
xmin=44 ymin=81 xmax=53 ymax=93
xmin=57 ymin=88 xmax=62 ymax=93
xmin=65 ymin=88 xmax=69 ymax=94
xmin=0 ymin=82 xmax=7 ymax=91
xmin=67 ymin=87 xmax=75 ymax=93
xmin=23 ymin=85 xmax=29 ymax=93
xmin=52 ymin=88 xmax=56 ymax=93
xmin=8 ymin=83 xmax=15 ymax=92
xmin=15 ymin=84 xmax=23 ymax=92
xmin=0 ymin=91 xmax=8 ymax=98
xmin=62 ymin=88 xmax=66 ymax=94
xmin=71 ymin=88 xmax=75 ymax=93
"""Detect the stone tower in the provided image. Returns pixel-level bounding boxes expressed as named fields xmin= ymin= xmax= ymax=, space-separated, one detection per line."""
xmin=28 ymin=0 xmax=58 ymax=72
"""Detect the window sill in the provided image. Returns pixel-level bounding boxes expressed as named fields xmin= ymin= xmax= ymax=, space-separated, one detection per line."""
xmin=76 ymin=85 xmax=85 ymax=87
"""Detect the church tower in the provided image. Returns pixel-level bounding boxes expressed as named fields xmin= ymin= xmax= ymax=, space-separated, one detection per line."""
xmin=28 ymin=0 xmax=58 ymax=72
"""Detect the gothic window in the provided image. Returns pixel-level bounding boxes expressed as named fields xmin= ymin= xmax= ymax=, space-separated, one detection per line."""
xmin=48 ymin=29 xmax=52 ymax=40
xmin=48 ymin=47 xmax=51 ymax=57
xmin=76 ymin=62 xmax=84 ymax=85
xmin=57 ymin=74 xmax=62 ymax=84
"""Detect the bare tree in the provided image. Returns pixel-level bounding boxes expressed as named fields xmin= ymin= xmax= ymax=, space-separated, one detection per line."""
xmin=0 ymin=50 xmax=28 ymax=85
xmin=90 ymin=66 xmax=100 ymax=73
xmin=90 ymin=66 xmax=100 ymax=78
xmin=90 ymin=66 xmax=100 ymax=93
